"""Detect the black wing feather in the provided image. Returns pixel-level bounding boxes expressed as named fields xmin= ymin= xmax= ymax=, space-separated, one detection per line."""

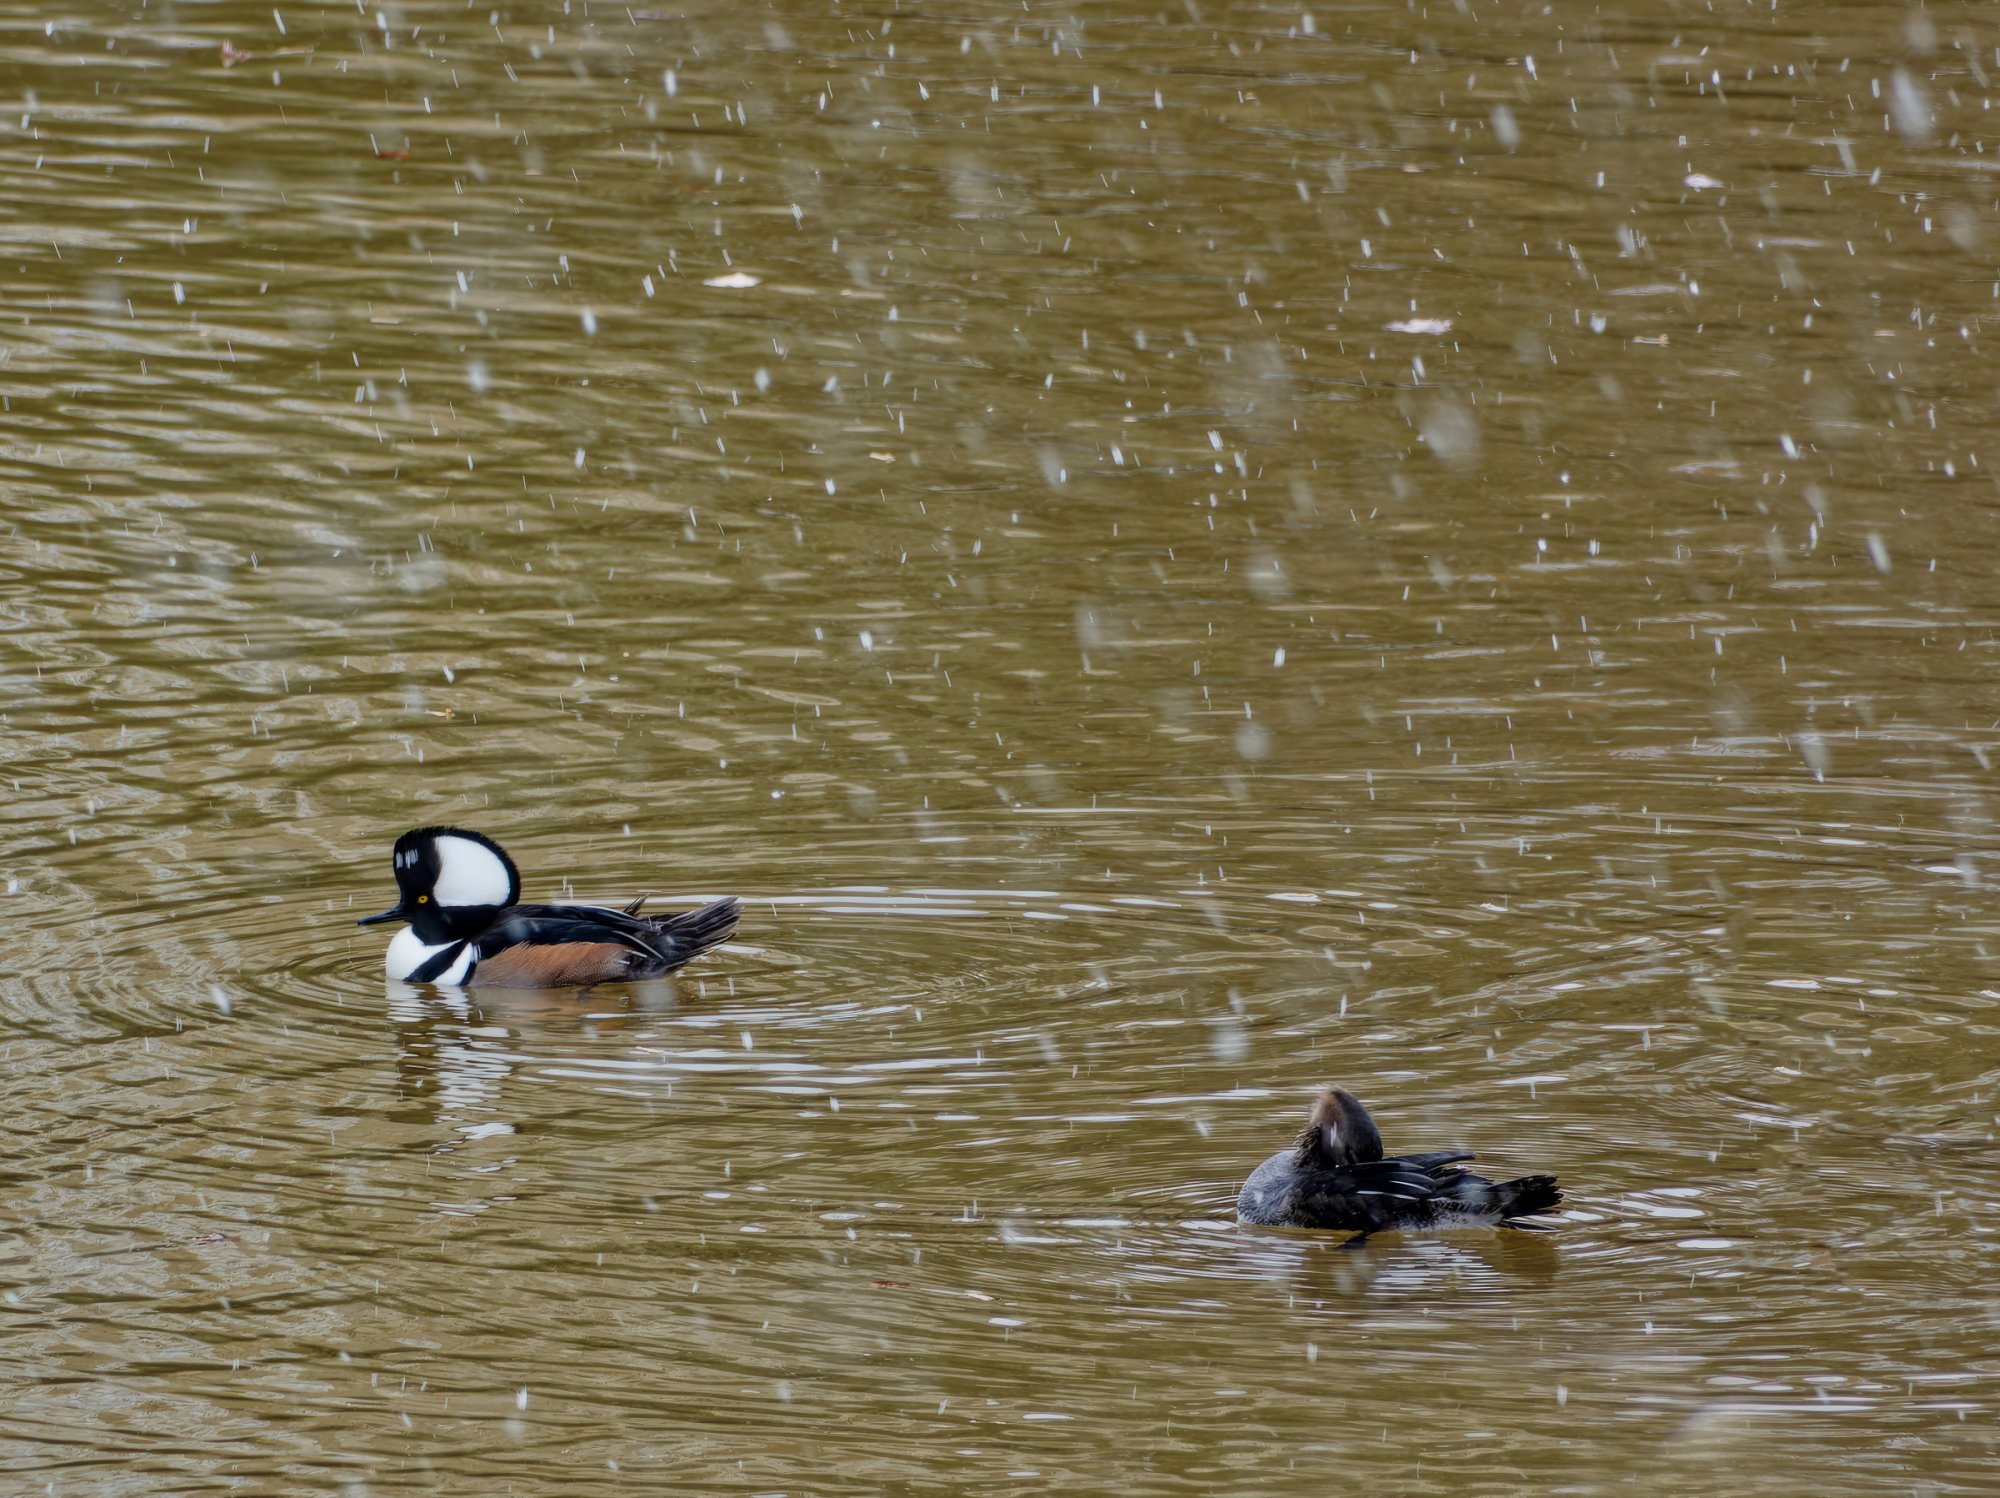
xmin=472 ymin=899 xmax=738 ymax=971
xmin=478 ymin=905 xmax=669 ymax=959
xmin=1283 ymin=1159 xmax=1445 ymax=1234
xmin=1400 ymin=1149 xmax=1477 ymax=1172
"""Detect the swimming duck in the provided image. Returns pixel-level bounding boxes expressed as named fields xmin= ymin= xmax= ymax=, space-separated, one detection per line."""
xmin=358 ymin=826 xmax=738 ymax=987
xmin=1237 ymin=1086 xmax=1562 ymax=1235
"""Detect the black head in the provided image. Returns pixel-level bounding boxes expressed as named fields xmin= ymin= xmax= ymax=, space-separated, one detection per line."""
xmin=1294 ymin=1086 xmax=1387 ymax=1167
xmin=357 ymin=826 xmax=521 ymax=943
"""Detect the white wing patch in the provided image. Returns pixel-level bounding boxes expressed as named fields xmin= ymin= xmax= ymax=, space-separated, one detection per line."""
xmin=431 ymin=834 xmax=513 ymax=907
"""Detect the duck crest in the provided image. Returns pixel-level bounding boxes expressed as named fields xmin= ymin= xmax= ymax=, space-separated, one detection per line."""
xmin=1293 ymin=1086 xmax=1386 ymax=1168
xmin=428 ymin=832 xmax=516 ymax=907
xmin=394 ymin=826 xmax=520 ymax=909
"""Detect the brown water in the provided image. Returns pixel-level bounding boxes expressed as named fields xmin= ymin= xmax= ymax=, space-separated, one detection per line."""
xmin=5 ymin=0 xmax=1999 ymax=1490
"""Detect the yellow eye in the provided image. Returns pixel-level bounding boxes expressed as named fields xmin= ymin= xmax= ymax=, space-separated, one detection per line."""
xmin=417 ymin=895 xmax=428 ymax=904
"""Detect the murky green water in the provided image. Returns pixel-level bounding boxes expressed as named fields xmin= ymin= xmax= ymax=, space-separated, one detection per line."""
xmin=5 ymin=0 xmax=1999 ymax=1490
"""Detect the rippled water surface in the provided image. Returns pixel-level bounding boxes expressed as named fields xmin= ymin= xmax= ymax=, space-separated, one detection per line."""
xmin=6 ymin=0 xmax=2000 ymax=1491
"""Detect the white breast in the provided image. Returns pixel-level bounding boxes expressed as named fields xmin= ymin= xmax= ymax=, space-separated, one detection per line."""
xmin=384 ymin=927 xmax=475 ymax=984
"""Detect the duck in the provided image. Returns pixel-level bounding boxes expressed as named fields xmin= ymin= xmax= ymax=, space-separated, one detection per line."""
xmin=358 ymin=826 xmax=738 ymax=987
xmin=1237 ymin=1086 xmax=1562 ymax=1235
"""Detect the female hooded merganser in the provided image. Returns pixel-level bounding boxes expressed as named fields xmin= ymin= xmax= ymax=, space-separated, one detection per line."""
xmin=1237 ymin=1087 xmax=1562 ymax=1235
xmin=358 ymin=826 xmax=739 ymax=988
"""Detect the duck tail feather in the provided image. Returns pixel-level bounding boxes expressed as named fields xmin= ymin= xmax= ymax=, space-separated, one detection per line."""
xmin=657 ymin=896 xmax=740 ymax=960
xmin=1493 ymin=1173 xmax=1563 ymax=1221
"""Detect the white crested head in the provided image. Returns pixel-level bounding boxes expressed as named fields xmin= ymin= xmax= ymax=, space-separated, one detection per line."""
xmin=431 ymin=833 xmax=515 ymax=907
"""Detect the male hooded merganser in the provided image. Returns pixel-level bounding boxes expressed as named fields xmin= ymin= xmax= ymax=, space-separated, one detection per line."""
xmin=358 ymin=826 xmax=739 ymax=987
xmin=1237 ymin=1087 xmax=1562 ymax=1235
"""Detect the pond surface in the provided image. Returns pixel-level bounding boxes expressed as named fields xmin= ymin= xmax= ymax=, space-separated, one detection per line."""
xmin=4 ymin=0 xmax=1999 ymax=1491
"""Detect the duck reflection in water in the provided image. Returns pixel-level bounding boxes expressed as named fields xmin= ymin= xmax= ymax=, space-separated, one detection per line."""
xmin=383 ymin=983 xmax=519 ymax=1147
xmin=1238 ymin=1087 xmax=1562 ymax=1244
xmin=1235 ymin=1221 xmax=1563 ymax=1300
xmin=383 ymin=978 xmax=682 ymax=1151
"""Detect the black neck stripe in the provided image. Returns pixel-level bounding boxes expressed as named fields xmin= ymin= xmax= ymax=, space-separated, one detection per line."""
xmin=411 ymin=942 xmax=468 ymax=983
